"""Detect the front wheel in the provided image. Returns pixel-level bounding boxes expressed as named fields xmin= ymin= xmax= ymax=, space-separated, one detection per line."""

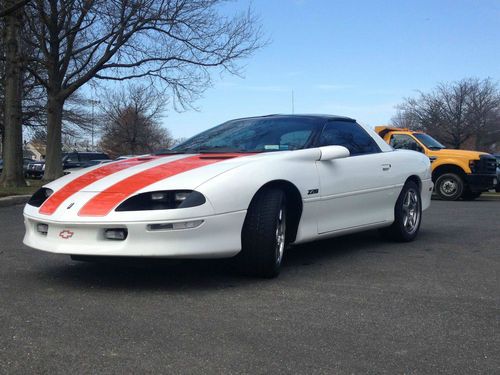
xmin=237 ymin=187 xmax=287 ymax=278
xmin=435 ymin=173 xmax=464 ymax=201
xmin=380 ymin=181 xmax=422 ymax=242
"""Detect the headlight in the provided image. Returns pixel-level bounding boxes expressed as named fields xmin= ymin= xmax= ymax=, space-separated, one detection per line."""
xmin=469 ymin=160 xmax=479 ymax=173
xmin=115 ymin=190 xmax=206 ymax=211
xmin=28 ymin=188 xmax=53 ymax=207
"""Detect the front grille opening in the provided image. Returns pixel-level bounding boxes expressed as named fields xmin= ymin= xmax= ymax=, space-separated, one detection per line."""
xmin=104 ymin=228 xmax=128 ymax=241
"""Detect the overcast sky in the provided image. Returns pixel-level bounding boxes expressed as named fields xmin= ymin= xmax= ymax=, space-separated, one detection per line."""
xmin=162 ymin=0 xmax=500 ymax=139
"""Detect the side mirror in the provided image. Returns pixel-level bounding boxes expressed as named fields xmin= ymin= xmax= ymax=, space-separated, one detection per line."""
xmin=318 ymin=145 xmax=350 ymax=161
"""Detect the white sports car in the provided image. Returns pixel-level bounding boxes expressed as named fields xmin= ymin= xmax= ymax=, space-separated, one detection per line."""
xmin=24 ymin=115 xmax=433 ymax=277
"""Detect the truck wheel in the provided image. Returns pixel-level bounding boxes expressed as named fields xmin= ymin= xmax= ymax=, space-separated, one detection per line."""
xmin=461 ymin=191 xmax=481 ymax=201
xmin=380 ymin=181 xmax=422 ymax=242
xmin=435 ymin=173 xmax=464 ymax=201
xmin=238 ymin=187 xmax=286 ymax=278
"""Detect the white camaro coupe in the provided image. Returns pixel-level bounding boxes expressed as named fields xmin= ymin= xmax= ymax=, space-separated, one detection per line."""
xmin=24 ymin=115 xmax=433 ymax=277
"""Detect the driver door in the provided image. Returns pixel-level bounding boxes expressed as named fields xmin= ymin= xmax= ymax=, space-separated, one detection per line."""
xmin=315 ymin=121 xmax=398 ymax=234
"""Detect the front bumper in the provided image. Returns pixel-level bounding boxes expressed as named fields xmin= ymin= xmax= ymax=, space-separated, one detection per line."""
xmin=23 ymin=210 xmax=246 ymax=258
xmin=465 ymin=173 xmax=497 ymax=192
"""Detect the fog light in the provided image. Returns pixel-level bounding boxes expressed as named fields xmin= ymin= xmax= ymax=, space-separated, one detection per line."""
xmin=104 ymin=228 xmax=128 ymax=240
xmin=37 ymin=223 xmax=48 ymax=235
xmin=147 ymin=220 xmax=204 ymax=231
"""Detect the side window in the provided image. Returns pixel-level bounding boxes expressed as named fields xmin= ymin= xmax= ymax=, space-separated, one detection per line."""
xmin=390 ymin=134 xmax=422 ymax=152
xmin=318 ymin=121 xmax=381 ymax=156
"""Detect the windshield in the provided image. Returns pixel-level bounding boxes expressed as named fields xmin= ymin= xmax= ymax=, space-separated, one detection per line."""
xmin=171 ymin=117 xmax=323 ymax=153
xmin=413 ymin=133 xmax=445 ymax=150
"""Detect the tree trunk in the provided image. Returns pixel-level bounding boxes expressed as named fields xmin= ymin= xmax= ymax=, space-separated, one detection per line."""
xmin=0 ymin=1 xmax=26 ymax=188
xmin=43 ymin=94 xmax=64 ymax=181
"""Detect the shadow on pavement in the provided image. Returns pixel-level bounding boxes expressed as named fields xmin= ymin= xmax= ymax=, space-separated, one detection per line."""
xmin=33 ymin=230 xmax=389 ymax=291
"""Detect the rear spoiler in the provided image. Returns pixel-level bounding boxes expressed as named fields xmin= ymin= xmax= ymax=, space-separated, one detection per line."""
xmin=374 ymin=126 xmax=409 ymax=138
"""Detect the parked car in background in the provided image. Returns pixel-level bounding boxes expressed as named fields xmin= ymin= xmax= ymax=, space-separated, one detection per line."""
xmin=0 ymin=158 xmax=35 ymax=175
xmin=26 ymin=152 xmax=110 ymax=179
xmin=64 ymin=159 xmax=113 ymax=175
xmin=375 ymin=126 xmax=497 ymax=201
xmin=24 ymin=115 xmax=433 ymax=278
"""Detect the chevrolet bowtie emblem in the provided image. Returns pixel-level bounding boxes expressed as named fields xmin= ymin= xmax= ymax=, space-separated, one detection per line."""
xmin=59 ymin=230 xmax=74 ymax=239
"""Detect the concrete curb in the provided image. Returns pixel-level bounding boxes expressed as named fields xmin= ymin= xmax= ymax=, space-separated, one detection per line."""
xmin=0 ymin=195 xmax=31 ymax=208
xmin=480 ymin=193 xmax=500 ymax=200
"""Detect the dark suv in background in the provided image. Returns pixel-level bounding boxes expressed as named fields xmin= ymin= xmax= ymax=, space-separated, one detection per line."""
xmin=26 ymin=152 xmax=110 ymax=179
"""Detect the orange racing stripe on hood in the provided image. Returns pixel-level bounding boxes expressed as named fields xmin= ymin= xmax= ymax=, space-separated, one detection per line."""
xmin=39 ymin=157 xmax=161 ymax=215
xmin=78 ymin=154 xmax=246 ymax=217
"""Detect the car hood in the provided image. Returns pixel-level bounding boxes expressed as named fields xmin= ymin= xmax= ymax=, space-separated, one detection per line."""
xmin=431 ymin=149 xmax=489 ymax=160
xmin=46 ymin=153 xmax=261 ymax=192
xmin=33 ymin=149 xmax=321 ymax=219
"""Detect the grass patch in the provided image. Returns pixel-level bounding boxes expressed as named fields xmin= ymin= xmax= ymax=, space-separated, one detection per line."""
xmin=0 ymin=179 xmax=44 ymax=198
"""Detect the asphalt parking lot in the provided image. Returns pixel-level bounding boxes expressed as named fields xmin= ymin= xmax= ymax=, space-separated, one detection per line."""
xmin=0 ymin=200 xmax=499 ymax=374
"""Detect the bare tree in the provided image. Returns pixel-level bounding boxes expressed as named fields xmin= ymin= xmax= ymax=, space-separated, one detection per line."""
xmin=394 ymin=78 xmax=500 ymax=150
xmin=99 ymin=85 xmax=173 ymax=157
xmin=467 ymin=78 xmax=500 ymax=150
xmin=0 ymin=0 xmax=28 ymax=187
xmin=23 ymin=0 xmax=264 ymax=180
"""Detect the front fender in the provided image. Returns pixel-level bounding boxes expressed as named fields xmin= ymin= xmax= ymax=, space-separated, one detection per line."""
xmin=196 ymin=150 xmax=320 ymax=214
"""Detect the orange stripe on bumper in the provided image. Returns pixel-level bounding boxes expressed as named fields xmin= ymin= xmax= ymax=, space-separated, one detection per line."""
xmin=39 ymin=157 xmax=160 ymax=215
xmin=78 ymin=154 xmax=243 ymax=217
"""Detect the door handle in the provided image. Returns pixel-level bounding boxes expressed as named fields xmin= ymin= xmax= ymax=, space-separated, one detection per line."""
xmin=382 ymin=164 xmax=391 ymax=171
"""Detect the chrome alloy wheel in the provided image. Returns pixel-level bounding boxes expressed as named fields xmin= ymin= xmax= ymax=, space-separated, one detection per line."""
xmin=275 ymin=207 xmax=286 ymax=265
xmin=402 ymin=189 xmax=420 ymax=234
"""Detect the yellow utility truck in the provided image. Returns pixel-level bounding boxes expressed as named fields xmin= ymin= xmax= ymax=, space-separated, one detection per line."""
xmin=375 ymin=126 xmax=497 ymax=201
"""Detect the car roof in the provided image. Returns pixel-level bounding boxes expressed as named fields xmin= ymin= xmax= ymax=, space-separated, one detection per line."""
xmin=228 ymin=114 xmax=356 ymax=122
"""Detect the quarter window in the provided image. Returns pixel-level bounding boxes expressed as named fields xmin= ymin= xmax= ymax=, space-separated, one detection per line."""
xmin=318 ymin=121 xmax=380 ymax=156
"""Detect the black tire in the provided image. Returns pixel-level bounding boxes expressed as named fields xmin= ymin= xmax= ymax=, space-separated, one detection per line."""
xmin=70 ymin=255 xmax=98 ymax=262
xmin=237 ymin=187 xmax=287 ymax=278
xmin=435 ymin=173 xmax=464 ymax=201
xmin=380 ymin=180 xmax=422 ymax=242
xmin=461 ymin=190 xmax=481 ymax=201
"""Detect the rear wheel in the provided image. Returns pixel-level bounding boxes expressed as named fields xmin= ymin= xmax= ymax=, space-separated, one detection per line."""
xmin=380 ymin=181 xmax=422 ymax=242
xmin=435 ymin=173 xmax=464 ymax=201
xmin=237 ymin=187 xmax=287 ymax=278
